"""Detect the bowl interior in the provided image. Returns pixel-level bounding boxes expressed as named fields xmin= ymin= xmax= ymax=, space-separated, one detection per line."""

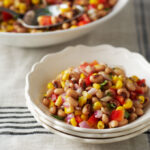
xmin=26 ymin=45 xmax=150 ymax=133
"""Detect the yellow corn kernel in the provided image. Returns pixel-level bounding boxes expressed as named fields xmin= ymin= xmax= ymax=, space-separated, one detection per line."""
xmin=80 ymin=73 xmax=85 ymax=79
xmin=49 ymin=101 xmax=55 ymax=107
xmin=61 ymin=81 xmax=65 ymax=88
xmin=81 ymin=114 xmax=88 ymax=121
xmin=97 ymin=4 xmax=104 ymax=10
xmin=115 ymin=80 xmax=123 ymax=89
xmin=93 ymin=83 xmax=100 ymax=90
xmin=78 ymin=96 xmax=87 ymax=107
xmin=70 ymin=117 xmax=77 ymax=126
xmin=116 ymin=106 xmax=124 ymax=111
xmin=3 ymin=0 xmax=13 ymax=7
xmin=47 ymin=82 xmax=54 ymax=89
xmin=138 ymin=95 xmax=145 ymax=104
xmin=60 ymin=7 xmax=71 ymax=13
xmin=62 ymin=72 xmax=70 ymax=81
xmin=82 ymin=91 xmax=92 ymax=99
xmin=55 ymin=96 xmax=63 ymax=107
xmin=70 ymin=25 xmax=77 ymax=29
xmin=32 ymin=0 xmax=40 ymax=5
xmin=44 ymin=93 xmax=47 ymax=97
xmin=93 ymin=101 xmax=102 ymax=110
xmin=6 ymin=25 xmax=14 ymax=32
xmin=75 ymin=110 xmax=82 ymax=116
xmin=89 ymin=0 xmax=99 ymax=5
xmin=132 ymin=75 xmax=139 ymax=82
xmin=112 ymin=75 xmax=118 ymax=84
xmin=18 ymin=3 xmax=27 ymax=14
xmin=123 ymin=98 xmax=133 ymax=109
xmin=64 ymin=106 xmax=74 ymax=114
xmin=97 ymin=121 xmax=104 ymax=129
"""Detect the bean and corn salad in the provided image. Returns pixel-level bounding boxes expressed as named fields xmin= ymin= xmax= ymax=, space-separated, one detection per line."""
xmin=0 ymin=0 xmax=117 ymax=33
xmin=42 ymin=61 xmax=149 ymax=129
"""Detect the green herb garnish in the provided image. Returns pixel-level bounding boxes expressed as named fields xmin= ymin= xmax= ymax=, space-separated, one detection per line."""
xmin=106 ymin=92 xmax=112 ymax=97
xmin=105 ymin=8 xmax=110 ymax=11
xmin=100 ymin=80 xmax=108 ymax=89
xmin=52 ymin=115 xmax=64 ymax=120
xmin=107 ymin=103 xmax=116 ymax=110
xmin=124 ymin=111 xmax=130 ymax=119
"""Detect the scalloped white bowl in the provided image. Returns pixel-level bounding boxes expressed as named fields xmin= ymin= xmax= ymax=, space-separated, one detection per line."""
xmin=25 ymin=44 xmax=150 ymax=134
xmin=0 ymin=0 xmax=128 ymax=48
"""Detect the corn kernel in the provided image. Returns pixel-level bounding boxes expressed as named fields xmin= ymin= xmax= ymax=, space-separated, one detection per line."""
xmin=70 ymin=25 xmax=77 ymax=29
xmin=115 ymin=79 xmax=123 ymax=89
xmin=89 ymin=0 xmax=99 ymax=5
xmin=64 ymin=106 xmax=74 ymax=114
xmin=138 ymin=95 xmax=145 ymax=104
xmin=47 ymin=82 xmax=54 ymax=89
xmin=61 ymin=81 xmax=65 ymax=88
xmin=123 ymin=98 xmax=133 ymax=109
xmin=32 ymin=0 xmax=40 ymax=5
xmin=80 ymin=73 xmax=85 ymax=79
xmin=75 ymin=110 xmax=82 ymax=116
xmin=6 ymin=25 xmax=14 ymax=32
xmin=55 ymin=96 xmax=63 ymax=107
xmin=81 ymin=114 xmax=88 ymax=121
xmin=97 ymin=4 xmax=104 ymax=10
xmin=62 ymin=72 xmax=70 ymax=81
xmin=60 ymin=7 xmax=71 ymax=13
xmin=70 ymin=117 xmax=77 ymax=126
xmin=132 ymin=75 xmax=139 ymax=82
xmin=93 ymin=83 xmax=100 ymax=90
xmin=18 ymin=3 xmax=27 ymax=14
xmin=82 ymin=91 xmax=92 ymax=99
xmin=93 ymin=101 xmax=102 ymax=110
xmin=44 ymin=93 xmax=47 ymax=97
xmin=3 ymin=0 xmax=13 ymax=7
xmin=112 ymin=75 xmax=118 ymax=84
xmin=49 ymin=101 xmax=55 ymax=107
xmin=116 ymin=106 xmax=124 ymax=111
xmin=78 ymin=96 xmax=87 ymax=107
xmin=97 ymin=121 xmax=104 ymax=129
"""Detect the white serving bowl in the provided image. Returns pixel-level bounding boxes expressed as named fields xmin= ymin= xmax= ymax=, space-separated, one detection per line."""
xmin=28 ymin=99 xmax=150 ymax=144
xmin=25 ymin=44 xmax=150 ymax=134
xmin=0 ymin=0 xmax=128 ymax=48
xmin=27 ymin=99 xmax=150 ymax=139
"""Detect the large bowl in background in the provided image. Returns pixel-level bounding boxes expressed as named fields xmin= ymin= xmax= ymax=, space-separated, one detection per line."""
xmin=25 ymin=44 xmax=150 ymax=134
xmin=0 ymin=0 xmax=128 ymax=48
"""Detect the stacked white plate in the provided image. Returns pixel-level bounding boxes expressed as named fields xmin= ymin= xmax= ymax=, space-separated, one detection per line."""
xmin=25 ymin=45 xmax=150 ymax=144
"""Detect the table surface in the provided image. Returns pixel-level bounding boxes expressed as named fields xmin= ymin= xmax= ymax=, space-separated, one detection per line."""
xmin=0 ymin=0 xmax=150 ymax=149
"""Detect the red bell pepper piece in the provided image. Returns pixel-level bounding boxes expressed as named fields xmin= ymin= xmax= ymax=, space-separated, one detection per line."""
xmin=78 ymin=20 xmax=88 ymax=26
xmin=88 ymin=4 xmax=97 ymax=9
xmin=2 ymin=12 xmax=13 ymax=21
xmin=75 ymin=116 xmax=83 ymax=124
xmin=88 ymin=114 xmax=98 ymax=126
xmin=116 ymin=96 xmax=125 ymax=105
xmin=99 ymin=0 xmax=107 ymax=4
xmin=130 ymin=91 xmax=137 ymax=100
xmin=137 ymin=79 xmax=145 ymax=86
xmin=79 ymin=62 xmax=89 ymax=70
xmin=135 ymin=87 xmax=144 ymax=94
xmin=84 ymin=74 xmax=92 ymax=86
xmin=110 ymin=110 xmax=124 ymax=122
xmin=39 ymin=16 xmax=52 ymax=26
xmin=90 ymin=60 xmax=99 ymax=66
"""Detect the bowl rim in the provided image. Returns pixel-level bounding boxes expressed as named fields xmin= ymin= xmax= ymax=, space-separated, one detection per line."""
xmin=25 ymin=44 xmax=150 ymax=134
xmin=0 ymin=0 xmax=128 ymax=36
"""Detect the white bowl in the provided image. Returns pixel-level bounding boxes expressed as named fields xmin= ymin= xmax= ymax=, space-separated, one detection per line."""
xmin=0 ymin=0 xmax=128 ymax=48
xmin=27 ymin=99 xmax=150 ymax=139
xmin=29 ymin=101 xmax=150 ymax=144
xmin=25 ymin=44 xmax=150 ymax=134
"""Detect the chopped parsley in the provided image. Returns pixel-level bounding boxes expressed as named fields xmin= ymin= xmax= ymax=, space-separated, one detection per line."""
xmin=124 ymin=111 xmax=130 ymax=119
xmin=52 ymin=115 xmax=64 ymax=120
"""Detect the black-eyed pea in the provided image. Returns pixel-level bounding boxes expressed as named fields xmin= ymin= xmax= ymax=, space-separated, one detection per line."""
xmin=126 ymin=79 xmax=136 ymax=91
xmin=113 ymin=67 xmax=125 ymax=76
xmin=117 ymin=88 xmax=130 ymax=98
xmin=66 ymin=96 xmax=78 ymax=107
xmin=62 ymin=22 xmax=70 ymax=29
xmin=118 ymin=119 xmax=128 ymax=127
xmin=49 ymin=106 xmax=57 ymax=114
xmin=109 ymin=120 xmax=119 ymax=128
xmin=102 ymin=114 xmax=109 ymax=124
xmin=82 ymin=104 xmax=91 ymax=115
xmin=109 ymin=0 xmax=118 ymax=6
xmin=42 ymin=98 xmax=49 ymax=106
xmin=46 ymin=89 xmax=54 ymax=97
xmin=90 ymin=74 xmax=104 ymax=83
xmin=129 ymin=113 xmax=137 ymax=122
xmin=101 ymin=107 xmax=110 ymax=115
xmin=143 ymin=97 xmax=149 ymax=108
xmin=57 ymin=109 xmax=66 ymax=117
xmin=66 ymin=89 xmax=78 ymax=99
xmin=54 ymin=88 xmax=64 ymax=95
xmin=134 ymin=101 xmax=143 ymax=108
xmin=95 ymin=64 xmax=106 ymax=72
xmin=105 ymin=67 xmax=112 ymax=74
xmin=92 ymin=97 xmax=99 ymax=104
xmin=135 ymin=108 xmax=144 ymax=116
xmin=96 ymin=89 xmax=103 ymax=98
